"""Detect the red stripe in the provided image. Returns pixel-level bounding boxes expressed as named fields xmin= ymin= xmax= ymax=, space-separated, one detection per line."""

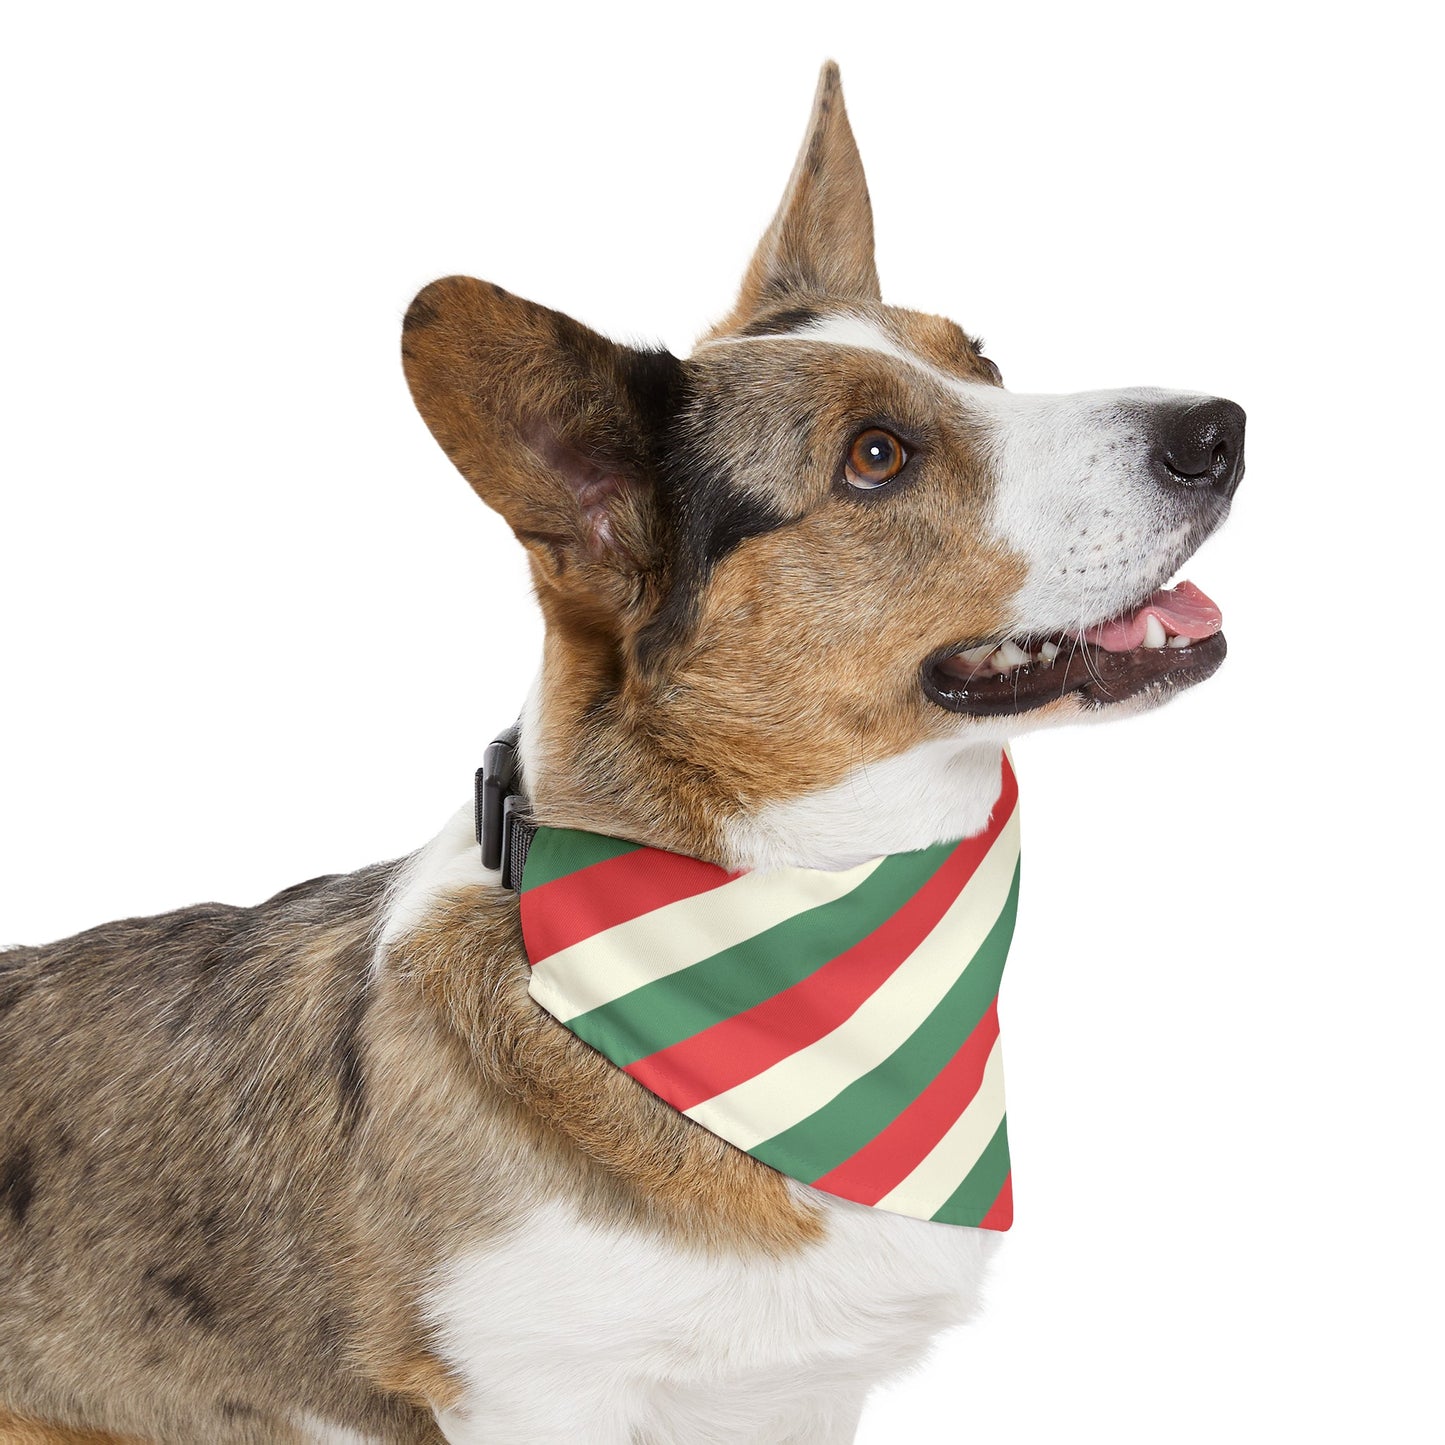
xmin=979 ymin=1172 xmax=1013 ymax=1231
xmin=810 ymin=998 xmax=1001 ymax=1204
xmin=521 ymin=848 xmax=735 ymax=965
xmin=625 ymin=762 xmax=1018 ymax=1111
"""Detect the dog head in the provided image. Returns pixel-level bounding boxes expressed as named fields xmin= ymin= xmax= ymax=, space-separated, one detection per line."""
xmin=402 ymin=63 xmax=1243 ymax=868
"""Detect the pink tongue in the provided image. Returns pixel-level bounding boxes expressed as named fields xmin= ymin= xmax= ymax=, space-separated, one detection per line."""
xmin=1077 ymin=580 xmax=1223 ymax=652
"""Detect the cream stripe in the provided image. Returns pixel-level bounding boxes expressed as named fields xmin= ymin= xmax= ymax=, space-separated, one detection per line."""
xmin=530 ymin=854 xmax=884 ymax=1022
xmin=683 ymin=809 xmax=1020 ymax=1151
xmin=872 ymin=1036 xmax=1007 ymax=1218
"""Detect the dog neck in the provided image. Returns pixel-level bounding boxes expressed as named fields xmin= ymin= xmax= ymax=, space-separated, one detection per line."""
xmin=517 ymin=657 xmax=1010 ymax=875
xmin=375 ymin=662 xmax=1010 ymax=962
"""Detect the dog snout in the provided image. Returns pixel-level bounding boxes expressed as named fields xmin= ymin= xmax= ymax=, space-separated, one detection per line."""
xmin=1151 ymin=397 xmax=1246 ymax=500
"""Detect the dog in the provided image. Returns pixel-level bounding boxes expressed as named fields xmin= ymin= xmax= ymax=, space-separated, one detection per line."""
xmin=0 ymin=60 xmax=1243 ymax=1445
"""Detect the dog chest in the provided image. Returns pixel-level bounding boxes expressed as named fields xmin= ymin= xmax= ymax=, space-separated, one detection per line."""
xmin=421 ymin=1193 xmax=999 ymax=1443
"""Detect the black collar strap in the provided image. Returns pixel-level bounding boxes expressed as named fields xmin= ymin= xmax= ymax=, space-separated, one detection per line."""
xmin=475 ymin=724 xmax=536 ymax=891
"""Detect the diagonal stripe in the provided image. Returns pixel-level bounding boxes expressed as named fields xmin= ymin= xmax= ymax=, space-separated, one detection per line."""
xmin=978 ymin=1171 xmax=1014 ymax=1231
xmin=688 ymin=808 xmax=1019 ymax=1151
xmin=525 ymin=854 xmax=884 ymax=1023
xmin=519 ymin=828 xmax=642 ymax=891
xmin=740 ymin=861 xmax=1019 ymax=1181
xmin=933 ymin=1118 xmax=1012 ymax=1227
xmin=872 ymin=1043 xmax=1007 ymax=1219
xmin=556 ymin=840 xmax=958 ymax=1068
xmin=626 ymin=796 xmax=1016 ymax=1113
xmin=808 ymin=997 xmax=1001 ymax=1204
xmin=521 ymin=841 xmax=735 ymax=965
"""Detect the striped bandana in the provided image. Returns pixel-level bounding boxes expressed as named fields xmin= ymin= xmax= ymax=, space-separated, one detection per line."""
xmin=519 ymin=751 xmax=1020 ymax=1230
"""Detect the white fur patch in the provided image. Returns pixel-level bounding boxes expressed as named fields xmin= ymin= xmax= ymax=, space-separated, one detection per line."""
xmin=373 ymin=802 xmax=493 ymax=965
xmin=973 ymin=385 xmax=1215 ymax=632
xmin=426 ymin=1193 xmax=998 ymax=1445
xmin=294 ymin=1416 xmax=386 ymax=1445
xmin=725 ymin=736 xmax=1009 ymax=871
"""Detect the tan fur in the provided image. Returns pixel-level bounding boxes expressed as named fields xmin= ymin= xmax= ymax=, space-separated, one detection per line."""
xmin=0 ymin=1413 xmax=142 ymax=1445
xmin=889 ymin=308 xmax=1004 ymax=386
xmin=363 ymin=1358 xmax=465 ymax=1415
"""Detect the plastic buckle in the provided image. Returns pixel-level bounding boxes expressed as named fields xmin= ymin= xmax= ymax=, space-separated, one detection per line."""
xmin=476 ymin=724 xmax=522 ymax=875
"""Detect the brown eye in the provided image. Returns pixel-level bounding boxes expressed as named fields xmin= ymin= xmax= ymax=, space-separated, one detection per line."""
xmin=845 ymin=428 xmax=908 ymax=489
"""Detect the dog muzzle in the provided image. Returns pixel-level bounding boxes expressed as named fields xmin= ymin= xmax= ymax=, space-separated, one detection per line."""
xmin=515 ymin=750 xmax=1020 ymax=1230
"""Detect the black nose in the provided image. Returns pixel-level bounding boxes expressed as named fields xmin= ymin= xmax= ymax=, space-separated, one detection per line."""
xmin=1153 ymin=397 xmax=1246 ymax=500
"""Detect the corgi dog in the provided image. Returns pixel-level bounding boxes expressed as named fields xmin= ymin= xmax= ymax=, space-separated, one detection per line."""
xmin=0 ymin=61 xmax=1243 ymax=1445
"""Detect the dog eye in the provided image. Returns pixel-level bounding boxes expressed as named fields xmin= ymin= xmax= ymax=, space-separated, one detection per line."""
xmin=845 ymin=428 xmax=908 ymax=489
xmin=979 ymin=355 xmax=1003 ymax=385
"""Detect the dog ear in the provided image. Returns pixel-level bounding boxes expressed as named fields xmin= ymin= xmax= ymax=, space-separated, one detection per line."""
xmin=711 ymin=60 xmax=880 ymax=336
xmin=401 ymin=276 xmax=682 ymax=601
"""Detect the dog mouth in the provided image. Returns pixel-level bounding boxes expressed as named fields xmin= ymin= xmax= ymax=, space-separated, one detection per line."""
xmin=922 ymin=580 xmax=1228 ymax=716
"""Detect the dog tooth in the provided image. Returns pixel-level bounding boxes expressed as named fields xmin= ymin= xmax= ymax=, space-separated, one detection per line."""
xmin=996 ymin=640 xmax=1031 ymax=669
xmin=1167 ymin=633 xmax=1192 ymax=649
xmin=1039 ymin=640 xmax=1061 ymax=663
xmin=959 ymin=643 xmax=996 ymax=665
xmin=1142 ymin=615 xmax=1167 ymax=648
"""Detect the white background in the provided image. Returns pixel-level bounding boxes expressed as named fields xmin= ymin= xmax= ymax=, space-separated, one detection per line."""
xmin=3 ymin=2 xmax=1441 ymax=1441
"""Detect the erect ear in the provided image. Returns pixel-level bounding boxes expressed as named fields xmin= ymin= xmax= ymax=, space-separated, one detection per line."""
xmin=709 ymin=60 xmax=880 ymax=338
xmin=401 ymin=275 xmax=682 ymax=598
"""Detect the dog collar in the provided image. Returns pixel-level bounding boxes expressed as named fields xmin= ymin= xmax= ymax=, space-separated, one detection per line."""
xmin=478 ymin=739 xmax=1020 ymax=1230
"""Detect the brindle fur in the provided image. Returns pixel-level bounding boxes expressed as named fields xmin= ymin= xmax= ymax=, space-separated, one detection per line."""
xmin=4 ymin=61 xmax=1034 ymax=1441
xmin=0 ymin=868 xmax=823 ymax=1440
xmin=0 ymin=870 xmax=444 ymax=1442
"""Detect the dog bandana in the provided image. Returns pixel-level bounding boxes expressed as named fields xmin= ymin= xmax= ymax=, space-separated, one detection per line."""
xmin=519 ymin=751 xmax=1020 ymax=1230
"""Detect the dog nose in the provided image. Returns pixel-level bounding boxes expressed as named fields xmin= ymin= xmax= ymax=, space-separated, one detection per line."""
xmin=1153 ymin=397 xmax=1246 ymax=500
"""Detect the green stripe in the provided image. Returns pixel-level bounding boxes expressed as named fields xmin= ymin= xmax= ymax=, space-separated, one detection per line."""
xmin=520 ymin=827 xmax=643 ymax=892
xmin=748 ymin=860 xmax=1020 ymax=1182
xmin=561 ymin=838 xmax=959 ymax=1068
xmin=931 ymin=1115 xmax=1011 ymax=1227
